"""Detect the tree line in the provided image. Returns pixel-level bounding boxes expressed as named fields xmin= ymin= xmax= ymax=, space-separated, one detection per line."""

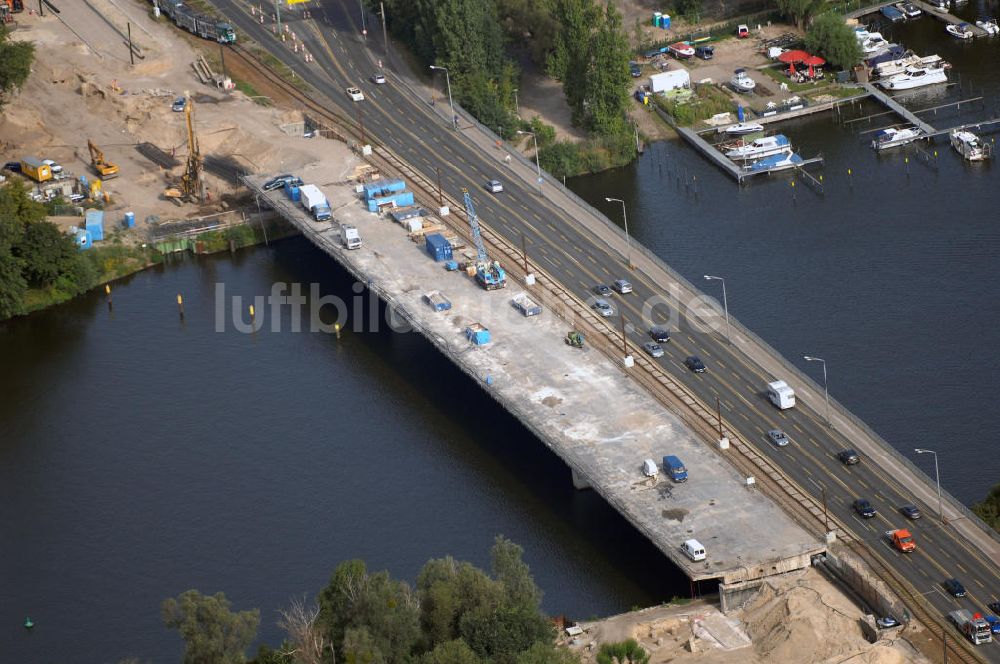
xmin=159 ymin=537 xmax=649 ymax=664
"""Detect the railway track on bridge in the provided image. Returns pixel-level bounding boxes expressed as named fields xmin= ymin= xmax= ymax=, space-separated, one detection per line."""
xmin=224 ymin=41 xmax=986 ymax=664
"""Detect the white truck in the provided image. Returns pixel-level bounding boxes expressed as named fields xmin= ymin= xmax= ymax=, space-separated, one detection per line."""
xmin=340 ymin=223 xmax=362 ymax=249
xmin=767 ymin=380 xmax=796 ymax=410
xmin=300 ymin=184 xmax=332 ymax=222
xmin=649 ymin=69 xmax=691 ymax=93
xmin=949 ymin=610 xmax=992 ymax=645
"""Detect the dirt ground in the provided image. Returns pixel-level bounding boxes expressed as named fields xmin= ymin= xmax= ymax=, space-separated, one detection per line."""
xmin=565 ymin=568 xmax=930 ymax=664
xmin=0 ymin=0 xmax=332 ymax=227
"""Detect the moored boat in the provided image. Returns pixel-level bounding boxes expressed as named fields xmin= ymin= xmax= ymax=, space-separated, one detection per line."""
xmin=951 ymin=129 xmax=991 ymax=160
xmin=897 ymin=2 xmax=922 ymax=18
xmin=881 ymin=5 xmax=905 ymax=21
xmin=745 ymin=151 xmax=804 ymax=173
xmin=878 ymin=65 xmax=948 ymax=90
xmin=731 ymin=68 xmax=756 ymax=93
xmin=871 ymin=126 xmax=923 ymax=150
xmin=946 ymin=23 xmax=973 ymax=39
xmin=723 ymin=122 xmax=765 ymax=135
xmin=668 ymin=42 xmax=695 ymax=58
xmin=975 ymin=18 xmax=999 ymax=35
xmin=725 ymin=134 xmax=791 ymax=160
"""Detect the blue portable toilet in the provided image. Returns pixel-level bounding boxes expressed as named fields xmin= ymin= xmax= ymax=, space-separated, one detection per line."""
xmin=85 ymin=210 xmax=104 ymax=242
xmin=737 ymin=104 xmax=745 ymax=122
xmin=660 ymin=13 xmax=671 ymax=28
xmin=287 ymin=185 xmax=301 ymax=202
xmin=425 ymin=233 xmax=453 ymax=262
xmin=123 ymin=211 xmax=135 ymax=228
xmin=652 ymin=11 xmax=661 ymax=26
xmin=73 ymin=229 xmax=93 ymax=250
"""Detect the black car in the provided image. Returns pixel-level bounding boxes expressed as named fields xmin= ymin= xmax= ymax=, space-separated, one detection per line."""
xmin=593 ymin=284 xmax=612 ymax=297
xmin=629 ymin=61 xmax=642 ymax=77
xmin=649 ymin=326 xmax=670 ymax=343
xmin=3 ymin=161 xmax=22 ymax=173
xmin=684 ymin=356 xmax=706 ymax=373
xmin=853 ymin=499 xmax=876 ymax=518
xmin=838 ymin=449 xmax=860 ymax=465
xmin=695 ymin=45 xmax=714 ymax=60
xmin=943 ymin=578 xmax=966 ymax=597
xmin=988 ymin=600 xmax=1000 ymax=615
xmin=263 ymin=174 xmax=302 ymax=191
xmin=900 ymin=504 xmax=922 ymax=520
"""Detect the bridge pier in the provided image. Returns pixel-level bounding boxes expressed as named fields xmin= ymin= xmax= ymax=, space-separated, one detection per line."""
xmin=571 ymin=469 xmax=592 ymax=490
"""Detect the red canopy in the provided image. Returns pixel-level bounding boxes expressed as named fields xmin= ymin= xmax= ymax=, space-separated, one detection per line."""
xmin=802 ymin=54 xmax=825 ymax=78
xmin=777 ymin=49 xmax=809 ymax=75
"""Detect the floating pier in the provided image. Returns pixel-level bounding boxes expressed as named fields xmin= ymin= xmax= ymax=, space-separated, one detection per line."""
xmin=676 ymin=127 xmax=823 ymax=184
xmin=859 ymin=83 xmax=936 ymax=133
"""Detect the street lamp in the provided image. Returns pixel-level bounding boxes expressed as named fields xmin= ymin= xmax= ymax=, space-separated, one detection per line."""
xmin=516 ymin=130 xmax=542 ymax=195
xmin=429 ymin=65 xmax=456 ymax=129
xmin=915 ymin=448 xmax=944 ymax=524
xmin=703 ymin=275 xmax=731 ymax=343
xmin=803 ymin=355 xmax=830 ymax=424
xmin=605 ymin=197 xmax=633 ymax=269
xmin=513 ymin=88 xmax=519 ymax=117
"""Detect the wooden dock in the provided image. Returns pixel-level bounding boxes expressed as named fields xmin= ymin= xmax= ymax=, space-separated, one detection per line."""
xmin=860 ymin=83 xmax=936 ymax=133
xmin=848 ymin=0 xmax=988 ymax=37
xmin=676 ymin=126 xmax=823 ymax=183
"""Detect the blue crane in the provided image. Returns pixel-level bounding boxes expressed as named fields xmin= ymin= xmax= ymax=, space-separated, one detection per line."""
xmin=462 ymin=188 xmax=507 ymax=290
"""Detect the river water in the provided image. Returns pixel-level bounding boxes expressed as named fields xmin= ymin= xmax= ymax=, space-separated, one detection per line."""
xmin=3 ymin=12 xmax=999 ymax=662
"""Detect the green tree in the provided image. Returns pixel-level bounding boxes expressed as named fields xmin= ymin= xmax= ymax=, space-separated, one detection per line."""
xmin=458 ymin=603 xmax=552 ymax=664
xmin=777 ymin=0 xmax=822 ymax=29
xmin=0 ymin=247 xmax=26 ymax=319
xmin=674 ymin=0 xmax=702 ymax=20
xmin=548 ymin=0 xmax=600 ymax=125
xmin=596 ymin=639 xmax=650 ymax=664
xmin=419 ymin=639 xmax=484 ymax=664
xmin=0 ymin=26 xmax=34 ymax=110
xmin=973 ymin=483 xmax=1000 ymax=531
xmin=805 ymin=12 xmax=863 ymax=70
xmin=343 ymin=626 xmax=386 ymax=664
xmin=161 ymin=590 xmax=260 ymax=664
xmin=516 ymin=642 xmax=581 ymax=664
xmin=496 ymin=0 xmax=559 ymax=67
xmin=15 ymin=221 xmax=78 ymax=287
xmin=583 ymin=2 xmax=631 ymax=137
xmin=491 ymin=536 xmax=542 ymax=612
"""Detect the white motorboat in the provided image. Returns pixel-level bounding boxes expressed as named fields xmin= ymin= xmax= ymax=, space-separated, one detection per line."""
xmin=946 ymin=23 xmax=973 ymax=39
xmin=725 ymin=134 xmax=791 ymax=160
xmin=951 ymin=129 xmax=991 ymax=160
xmin=897 ymin=2 xmax=922 ymax=18
xmin=878 ymin=65 xmax=948 ymax=90
xmin=930 ymin=0 xmax=948 ymax=11
xmin=975 ymin=18 xmax=999 ymax=35
xmin=860 ymin=32 xmax=891 ymax=55
xmin=874 ymin=53 xmax=948 ymax=78
xmin=731 ymin=68 xmax=756 ymax=93
xmin=723 ymin=122 xmax=765 ymax=135
xmin=871 ymin=126 xmax=924 ymax=150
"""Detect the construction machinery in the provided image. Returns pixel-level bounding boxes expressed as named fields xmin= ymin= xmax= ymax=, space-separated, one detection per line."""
xmin=164 ymin=95 xmax=203 ymax=203
xmin=461 ymin=188 xmax=506 ymax=290
xmin=87 ymin=140 xmax=119 ymax=179
xmin=565 ymin=331 xmax=585 ymax=348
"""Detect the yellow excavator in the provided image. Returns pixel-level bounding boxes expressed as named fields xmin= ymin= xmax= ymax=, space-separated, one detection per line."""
xmin=164 ymin=94 xmax=203 ymax=204
xmin=87 ymin=139 xmax=119 ymax=179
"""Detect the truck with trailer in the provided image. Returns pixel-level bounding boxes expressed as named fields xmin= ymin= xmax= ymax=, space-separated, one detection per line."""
xmin=511 ymin=293 xmax=542 ymax=317
xmin=949 ymin=610 xmax=992 ymax=645
xmin=340 ymin=224 xmax=362 ymax=249
xmin=299 ymin=184 xmax=332 ymax=221
xmin=884 ymin=529 xmax=916 ymax=553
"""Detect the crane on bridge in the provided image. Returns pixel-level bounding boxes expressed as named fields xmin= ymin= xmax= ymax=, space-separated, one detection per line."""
xmin=462 ymin=188 xmax=506 ymax=290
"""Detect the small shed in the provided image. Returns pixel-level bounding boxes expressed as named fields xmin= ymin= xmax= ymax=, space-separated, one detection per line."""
xmin=425 ymin=233 xmax=453 ymax=262
xmin=85 ymin=210 xmax=105 ymax=242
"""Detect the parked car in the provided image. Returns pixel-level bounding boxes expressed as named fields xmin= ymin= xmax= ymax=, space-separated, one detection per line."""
xmin=629 ymin=61 xmax=642 ymax=77
xmin=684 ymin=356 xmax=706 ymax=373
xmin=346 ymin=86 xmax=365 ymax=101
xmin=737 ymin=24 xmax=750 ymax=38
xmin=989 ymin=600 xmax=1000 ymax=615
xmin=642 ymin=342 xmax=664 ymax=358
xmin=695 ymin=45 xmax=714 ymax=60
xmin=838 ymin=449 xmax=860 ymax=465
xmin=263 ymin=174 xmax=302 ymax=191
xmin=592 ymin=299 xmax=614 ymax=317
xmin=900 ymin=504 xmax=922 ymax=520
xmin=613 ymin=279 xmax=632 ymax=294
xmin=371 ymin=73 xmax=386 ymax=84
xmin=648 ymin=326 xmax=670 ymax=343
xmin=172 ymin=97 xmax=186 ymax=112
xmin=593 ymin=284 xmax=612 ymax=297
xmin=853 ymin=499 xmax=877 ymax=518
xmin=767 ymin=429 xmax=790 ymax=447
xmin=487 ymin=179 xmax=503 ymax=193
xmin=876 ymin=615 xmax=900 ymax=629
xmin=3 ymin=161 xmax=22 ymax=173
xmin=983 ymin=615 xmax=1000 ymax=634
xmin=42 ymin=159 xmax=63 ymax=174
xmin=943 ymin=578 xmax=966 ymax=597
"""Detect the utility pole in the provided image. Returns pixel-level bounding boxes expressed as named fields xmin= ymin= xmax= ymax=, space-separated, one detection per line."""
xmin=380 ymin=2 xmax=388 ymax=57
xmin=822 ymin=487 xmax=829 ymax=531
xmin=127 ymin=23 xmax=135 ymax=66
xmin=619 ymin=314 xmax=628 ymax=354
xmin=435 ymin=167 xmax=443 ymax=207
xmin=274 ymin=0 xmax=282 ymax=38
xmin=219 ymin=42 xmax=228 ymax=80
xmin=38 ymin=0 xmax=43 ymax=17
xmin=716 ymin=396 xmax=723 ymax=440
xmin=521 ymin=234 xmax=529 ymax=274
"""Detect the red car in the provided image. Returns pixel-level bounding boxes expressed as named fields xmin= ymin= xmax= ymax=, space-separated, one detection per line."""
xmin=737 ymin=24 xmax=750 ymax=38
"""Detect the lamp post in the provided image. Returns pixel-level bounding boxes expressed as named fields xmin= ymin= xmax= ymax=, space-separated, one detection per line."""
xmin=915 ymin=448 xmax=944 ymax=524
xmin=516 ymin=130 xmax=542 ymax=195
xmin=513 ymin=88 xmax=519 ymax=117
xmin=803 ymin=355 xmax=830 ymax=424
xmin=605 ymin=197 xmax=633 ymax=269
xmin=703 ymin=275 xmax=731 ymax=343
xmin=429 ymin=65 xmax=455 ymax=129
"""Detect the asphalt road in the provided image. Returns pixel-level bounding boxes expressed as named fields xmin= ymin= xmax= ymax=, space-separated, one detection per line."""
xmin=206 ymin=0 xmax=1000 ymax=653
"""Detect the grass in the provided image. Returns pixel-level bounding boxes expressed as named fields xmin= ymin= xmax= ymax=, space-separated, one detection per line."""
xmin=654 ymin=83 xmax=734 ymax=126
xmin=760 ymin=66 xmax=817 ymax=93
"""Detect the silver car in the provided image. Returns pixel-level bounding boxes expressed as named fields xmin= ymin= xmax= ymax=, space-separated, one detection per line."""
xmin=592 ymin=299 xmax=614 ymax=317
xmin=642 ymin=342 xmax=664 ymax=358
xmin=613 ymin=279 xmax=633 ymax=294
xmin=767 ymin=429 xmax=790 ymax=447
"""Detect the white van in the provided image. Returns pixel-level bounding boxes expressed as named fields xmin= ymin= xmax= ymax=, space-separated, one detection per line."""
xmin=767 ymin=380 xmax=796 ymax=410
xmin=682 ymin=539 xmax=706 ymax=562
xmin=642 ymin=459 xmax=659 ymax=478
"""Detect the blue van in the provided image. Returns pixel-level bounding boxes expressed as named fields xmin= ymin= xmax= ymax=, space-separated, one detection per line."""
xmin=663 ymin=455 xmax=688 ymax=482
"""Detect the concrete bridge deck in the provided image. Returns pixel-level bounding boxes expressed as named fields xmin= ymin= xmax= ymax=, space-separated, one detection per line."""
xmin=244 ymin=170 xmax=824 ymax=586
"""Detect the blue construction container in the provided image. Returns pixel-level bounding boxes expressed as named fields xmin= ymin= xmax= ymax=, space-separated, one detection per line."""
xmin=287 ymin=186 xmax=301 ymax=202
xmin=85 ymin=210 xmax=104 ymax=242
xmin=73 ymin=229 xmax=93 ymax=250
xmin=465 ymin=324 xmax=491 ymax=345
xmin=363 ymin=178 xmax=406 ymax=200
xmin=425 ymin=233 xmax=453 ymax=262
xmin=123 ymin=211 xmax=135 ymax=228
xmin=367 ymin=190 xmax=415 ymax=213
